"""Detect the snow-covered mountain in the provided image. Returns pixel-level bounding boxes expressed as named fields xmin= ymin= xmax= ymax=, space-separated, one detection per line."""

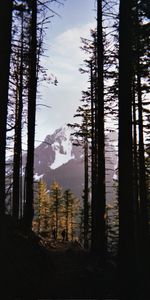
xmin=25 ymin=124 xmax=117 ymax=200
xmin=33 ymin=125 xmax=84 ymax=197
xmin=44 ymin=125 xmax=75 ymax=170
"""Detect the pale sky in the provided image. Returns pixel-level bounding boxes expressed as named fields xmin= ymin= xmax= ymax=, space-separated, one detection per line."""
xmin=35 ymin=0 xmax=96 ymax=145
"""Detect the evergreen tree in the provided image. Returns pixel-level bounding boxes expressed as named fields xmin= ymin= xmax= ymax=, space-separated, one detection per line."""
xmin=24 ymin=0 xmax=37 ymax=230
xmin=118 ymin=0 xmax=136 ymax=286
xmin=91 ymin=0 xmax=106 ymax=258
xmin=0 ymin=0 xmax=13 ymax=219
xmin=12 ymin=7 xmax=24 ymax=222
xmin=33 ymin=179 xmax=50 ymax=235
xmin=49 ymin=181 xmax=63 ymax=240
xmin=68 ymin=103 xmax=91 ymax=248
xmin=134 ymin=0 xmax=149 ymax=258
xmin=63 ymin=189 xmax=80 ymax=241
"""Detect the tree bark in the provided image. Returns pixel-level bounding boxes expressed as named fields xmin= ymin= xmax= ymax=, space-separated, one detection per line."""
xmin=55 ymin=189 xmax=59 ymax=240
xmin=91 ymin=0 xmax=106 ymax=258
xmin=83 ymin=132 xmax=89 ymax=249
xmin=118 ymin=0 xmax=136 ymax=286
xmin=137 ymin=54 xmax=149 ymax=265
xmin=12 ymin=13 xmax=24 ymax=221
xmin=0 ymin=0 xmax=13 ymax=218
xmin=65 ymin=190 xmax=69 ymax=241
xmin=24 ymin=0 xmax=37 ymax=230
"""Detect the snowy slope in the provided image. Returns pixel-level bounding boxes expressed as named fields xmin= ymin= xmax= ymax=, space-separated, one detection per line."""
xmin=50 ymin=125 xmax=75 ymax=169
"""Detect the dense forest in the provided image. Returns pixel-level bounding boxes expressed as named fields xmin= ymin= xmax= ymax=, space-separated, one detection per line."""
xmin=0 ymin=0 xmax=150 ymax=299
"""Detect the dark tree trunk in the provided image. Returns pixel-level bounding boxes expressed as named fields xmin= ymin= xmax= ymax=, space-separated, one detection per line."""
xmin=91 ymin=0 xmax=106 ymax=258
xmin=55 ymin=189 xmax=59 ymax=240
xmin=70 ymin=206 xmax=74 ymax=241
xmin=83 ymin=134 xmax=89 ymax=249
xmin=136 ymin=9 xmax=149 ymax=250
xmin=90 ymin=61 xmax=94 ymax=187
xmin=118 ymin=0 xmax=136 ymax=286
xmin=24 ymin=0 xmax=37 ymax=230
xmin=65 ymin=190 xmax=69 ymax=241
xmin=0 ymin=0 xmax=12 ymax=218
xmin=132 ymin=81 xmax=139 ymax=214
xmin=90 ymin=61 xmax=96 ymax=242
xmin=12 ymin=13 xmax=24 ymax=221
xmin=132 ymin=79 xmax=140 ymax=269
xmin=137 ymin=55 xmax=149 ymax=263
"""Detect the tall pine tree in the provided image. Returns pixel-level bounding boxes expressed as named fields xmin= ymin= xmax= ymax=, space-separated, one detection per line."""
xmin=118 ymin=0 xmax=136 ymax=289
xmin=91 ymin=0 xmax=106 ymax=258
xmin=24 ymin=0 xmax=37 ymax=230
xmin=0 ymin=0 xmax=13 ymax=220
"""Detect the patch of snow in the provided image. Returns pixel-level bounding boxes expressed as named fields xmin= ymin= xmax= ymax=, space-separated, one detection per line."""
xmin=113 ymin=160 xmax=118 ymax=180
xmin=50 ymin=150 xmax=74 ymax=169
xmin=50 ymin=125 xmax=75 ymax=169
xmin=21 ymin=167 xmax=25 ymax=176
xmin=34 ymin=173 xmax=44 ymax=181
xmin=113 ymin=161 xmax=118 ymax=171
xmin=52 ymin=141 xmax=60 ymax=150
xmin=113 ymin=173 xmax=118 ymax=181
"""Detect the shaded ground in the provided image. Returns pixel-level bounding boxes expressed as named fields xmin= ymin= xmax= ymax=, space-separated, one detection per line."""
xmin=0 ymin=218 xmax=118 ymax=299
xmin=38 ymin=240 xmax=118 ymax=299
xmin=1 ymin=217 xmax=150 ymax=299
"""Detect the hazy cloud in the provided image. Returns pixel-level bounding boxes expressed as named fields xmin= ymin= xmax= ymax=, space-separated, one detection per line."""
xmin=36 ymin=22 xmax=96 ymax=144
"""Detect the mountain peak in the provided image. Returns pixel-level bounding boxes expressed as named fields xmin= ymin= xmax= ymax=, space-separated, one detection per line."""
xmin=50 ymin=124 xmax=74 ymax=169
xmin=31 ymin=126 xmax=117 ymax=199
xmin=32 ymin=124 xmax=83 ymax=197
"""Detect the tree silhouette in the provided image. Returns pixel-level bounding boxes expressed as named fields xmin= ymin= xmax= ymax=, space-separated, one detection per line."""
xmin=24 ymin=0 xmax=37 ymax=230
xmin=12 ymin=7 xmax=24 ymax=222
xmin=118 ymin=0 xmax=137 ymax=287
xmin=0 ymin=0 xmax=13 ymax=221
xmin=91 ymin=0 xmax=106 ymax=258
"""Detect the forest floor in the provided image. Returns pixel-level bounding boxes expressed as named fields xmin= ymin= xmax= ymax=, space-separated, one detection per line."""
xmin=36 ymin=238 xmax=118 ymax=299
xmin=0 ymin=217 xmax=149 ymax=299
